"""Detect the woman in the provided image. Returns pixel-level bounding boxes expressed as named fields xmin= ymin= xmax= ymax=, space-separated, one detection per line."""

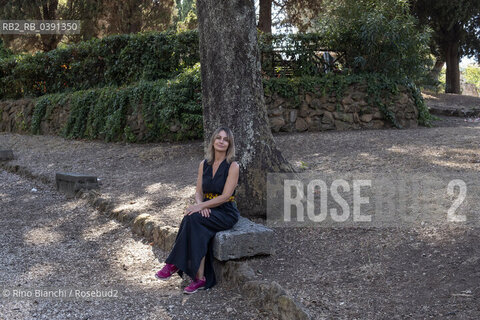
xmin=155 ymin=127 xmax=240 ymax=294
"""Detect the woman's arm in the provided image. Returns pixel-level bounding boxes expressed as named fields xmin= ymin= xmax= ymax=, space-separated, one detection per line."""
xmin=193 ymin=160 xmax=211 ymax=217
xmin=185 ymin=161 xmax=239 ymax=215
xmin=195 ymin=160 xmax=205 ymax=204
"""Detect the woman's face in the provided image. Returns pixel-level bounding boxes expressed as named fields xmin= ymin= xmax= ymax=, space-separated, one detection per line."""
xmin=213 ymin=130 xmax=229 ymax=153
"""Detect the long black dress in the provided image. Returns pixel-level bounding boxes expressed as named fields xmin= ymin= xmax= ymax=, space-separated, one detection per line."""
xmin=165 ymin=158 xmax=240 ymax=289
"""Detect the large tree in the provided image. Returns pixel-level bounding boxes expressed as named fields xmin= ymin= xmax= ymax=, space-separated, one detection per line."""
xmin=411 ymin=0 xmax=480 ymax=93
xmin=197 ymin=0 xmax=293 ymax=218
xmin=0 ymin=0 xmax=177 ymax=52
xmin=0 ymin=0 xmax=63 ymax=52
xmin=258 ymin=0 xmax=272 ymax=33
xmin=101 ymin=0 xmax=175 ymax=34
xmin=257 ymin=0 xmax=324 ymax=33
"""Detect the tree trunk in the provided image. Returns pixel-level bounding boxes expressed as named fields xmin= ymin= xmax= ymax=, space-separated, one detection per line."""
xmin=126 ymin=4 xmax=142 ymax=33
xmin=40 ymin=34 xmax=63 ymax=52
xmin=197 ymin=0 xmax=293 ymax=218
xmin=429 ymin=57 xmax=445 ymax=83
xmin=40 ymin=0 xmax=62 ymax=51
xmin=258 ymin=0 xmax=272 ymax=34
xmin=444 ymin=41 xmax=461 ymax=94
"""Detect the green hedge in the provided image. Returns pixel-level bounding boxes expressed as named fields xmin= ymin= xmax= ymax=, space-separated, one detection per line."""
xmin=0 ymin=32 xmax=347 ymax=100
xmin=30 ymin=68 xmax=433 ymax=143
xmin=0 ymin=31 xmax=199 ymax=100
xmin=0 ymin=39 xmax=12 ymax=59
xmin=1 ymin=30 xmax=433 ymax=101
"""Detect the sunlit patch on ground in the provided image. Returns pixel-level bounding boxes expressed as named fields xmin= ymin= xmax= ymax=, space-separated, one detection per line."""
xmin=24 ymin=226 xmax=63 ymax=245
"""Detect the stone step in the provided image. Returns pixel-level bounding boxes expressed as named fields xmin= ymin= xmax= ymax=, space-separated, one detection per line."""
xmin=0 ymin=149 xmax=14 ymax=161
xmin=213 ymin=217 xmax=274 ymax=261
xmin=55 ymin=172 xmax=99 ymax=197
xmin=428 ymin=106 xmax=480 ymax=118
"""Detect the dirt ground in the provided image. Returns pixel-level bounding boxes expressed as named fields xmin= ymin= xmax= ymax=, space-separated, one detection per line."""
xmin=423 ymin=92 xmax=480 ymax=117
xmin=423 ymin=92 xmax=480 ymax=110
xmin=0 ymin=170 xmax=269 ymax=319
xmin=1 ymin=94 xmax=480 ymax=319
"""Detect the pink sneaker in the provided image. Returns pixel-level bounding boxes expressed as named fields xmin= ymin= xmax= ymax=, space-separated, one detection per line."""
xmin=155 ymin=263 xmax=178 ymax=280
xmin=183 ymin=277 xmax=206 ymax=294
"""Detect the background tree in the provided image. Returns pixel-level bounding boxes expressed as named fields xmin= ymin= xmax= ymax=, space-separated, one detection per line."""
xmin=281 ymin=0 xmax=324 ymax=32
xmin=0 ymin=0 xmax=63 ymax=52
xmin=175 ymin=0 xmax=197 ymax=32
xmin=176 ymin=0 xmax=194 ymax=22
xmin=0 ymin=0 xmax=177 ymax=53
xmin=313 ymin=0 xmax=431 ymax=82
xmin=258 ymin=0 xmax=272 ymax=33
xmin=464 ymin=65 xmax=480 ymax=89
xmin=197 ymin=0 xmax=293 ymax=218
xmin=101 ymin=0 xmax=176 ymax=34
xmin=410 ymin=0 xmax=480 ymax=93
xmin=257 ymin=0 xmax=324 ymax=33
xmin=60 ymin=0 xmax=104 ymax=43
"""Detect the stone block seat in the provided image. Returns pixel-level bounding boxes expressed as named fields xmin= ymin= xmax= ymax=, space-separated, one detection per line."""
xmin=55 ymin=172 xmax=99 ymax=197
xmin=0 ymin=149 xmax=14 ymax=161
xmin=213 ymin=216 xmax=274 ymax=261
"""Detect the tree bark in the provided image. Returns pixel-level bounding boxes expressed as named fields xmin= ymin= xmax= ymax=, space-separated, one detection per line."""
xmin=429 ymin=57 xmax=445 ymax=83
xmin=444 ymin=41 xmax=461 ymax=94
xmin=40 ymin=0 xmax=62 ymax=51
xmin=258 ymin=0 xmax=273 ymax=34
xmin=197 ymin=0 xmax=293 ymax=218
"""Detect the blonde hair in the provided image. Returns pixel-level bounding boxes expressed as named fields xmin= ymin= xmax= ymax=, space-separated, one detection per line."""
xmin=206 ymin=127 xmax=236 ymax=165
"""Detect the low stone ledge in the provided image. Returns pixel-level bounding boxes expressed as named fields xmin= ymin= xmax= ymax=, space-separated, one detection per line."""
xmin=215 ymin=261 xmax=312 ymax=320
xmin=0 ymin=149 xmax=14 ymax=161
xmin=55 ymin=172 xmax=99 ymax=197
xmin=428 ymin=105 xmax=480 ymax=118
xmin=213 ymin=217 xmax=274 ymax=261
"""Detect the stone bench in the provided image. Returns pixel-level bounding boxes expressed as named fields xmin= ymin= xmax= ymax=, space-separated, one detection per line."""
xmin=55 ymin=172 xmax=99 ymax=197
xmin=0 ymin=149 xmax=14 ymax=161
xmin=213 ymin=216 xmax=274 ymax=261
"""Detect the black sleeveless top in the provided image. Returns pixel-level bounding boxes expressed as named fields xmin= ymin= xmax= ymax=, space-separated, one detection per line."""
xmin=202 ymin=159 xmax=239 ymax=216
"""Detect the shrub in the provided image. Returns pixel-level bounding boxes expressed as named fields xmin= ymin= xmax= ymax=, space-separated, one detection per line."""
xmin=0 ymin=39 xmax=12 ymax=59
xmin=464 ymin=65 xmax=480 ymax=89
xmin=313 ymin=0 xmax=433 ymax=82
xmin=0 ymin=30 xmax=199 ymax=100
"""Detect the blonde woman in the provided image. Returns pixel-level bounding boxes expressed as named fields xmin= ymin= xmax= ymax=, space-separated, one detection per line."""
xmin=155 ymin=127 xmax=240 ymax=294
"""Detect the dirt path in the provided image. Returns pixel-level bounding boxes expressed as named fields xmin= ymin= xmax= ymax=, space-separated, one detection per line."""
xmin=258 ymin=115 xmax=480 ymax=318
xmin=0 ymin=171 xmax=267 ymax=320
xmin=423 ymin=92 xmax=480 ymax=118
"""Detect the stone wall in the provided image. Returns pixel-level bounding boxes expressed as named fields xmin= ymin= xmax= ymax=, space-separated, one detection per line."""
xmin=265 ymin=83 xmax=418 ymax=133
xmin=0 ymin=99 xmax=35 ymax=134
xmin=0 ymin=83 xmax=419 ymax=137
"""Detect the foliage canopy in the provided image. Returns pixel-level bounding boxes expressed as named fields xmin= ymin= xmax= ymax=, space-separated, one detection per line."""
xmin=313 ymin=0 xmax=432 ymax=82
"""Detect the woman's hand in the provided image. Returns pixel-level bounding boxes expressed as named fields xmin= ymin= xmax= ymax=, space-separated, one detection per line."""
xmin=199 ymin=208 xmax=211 ymax=217
xmin=185 ymin=203 xmax=210 ymax=217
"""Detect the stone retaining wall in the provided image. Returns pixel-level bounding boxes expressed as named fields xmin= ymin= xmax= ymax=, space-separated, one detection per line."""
xmin=0 ymin=99 xmax=35 ymax=134
xmin=0 ymin=83 xmax=419 ymax=137
xmin=266 ymin=83 xmax=418 ymax=132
